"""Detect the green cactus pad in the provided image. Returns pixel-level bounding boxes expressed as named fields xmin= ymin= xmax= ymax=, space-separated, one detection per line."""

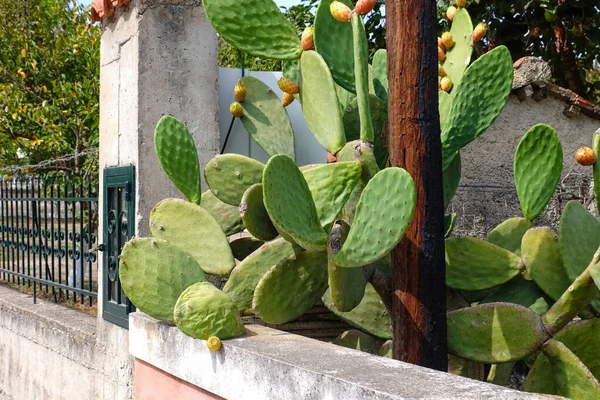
xmin=282 ymin=59 xmax=300 ymax=86
xmin=486 ymin=217 xmax=534 ymax=256
xmin=205 ymin=154 xmax=264 ymax=206
xmin=328 ymin=220 xmax=366 ymax=312
xmin=523 ymin=354 xmax=557 ymax=396
xmin=322 ymin=283 xmax=391 ymax=339
xmin=559 ymin=200 xmax=600 ymax=281
xmin=174 ymin=282 xmax=245 ymax=340
xmin=441 ymin=8 xmax=474 ymax=86
xmin=379 ymin=340 xmax=393 ymax=358
xmin=443 ymin=151 xmax=461 ymax=210
xmin=302 ymin=162 xmax=362 ymax=226
xmin=332 ymin=330 xmax=380 ymax=354
xmin=554 ymin=319 xmax=600 ymax=379
xmin=119 ymin=237 xmax=206 ymax=321
xmin=444 ymin=213 xmax=457 ymax=238
xmin=202 ymin=0 xmax=301 ymax=60
xmin=447 ymin=303 xmax=548 ymax=363
xmin=372 ymin=49 xmax=388 ymax=103
xmin=593 ymin=132 xmax=600 ymax=214
xmin=514 ymin=124 xmax=563 ymax=220
xmin=149 ymin=199 xmax=235 ymax=277
xmin=223 ymin=237 xmax=294 ymax=313
xmin=313 ymin=0 xmax=355 ymax=93
xmin=445 ymin=237 xmax=524 ymax=290
xmin=439 ymin=90 xmax=452 ymax=132
xmin=542 ymin=339 xmax=600 ymax=399
xmin=239 ymin=76 xmax=295 ymax=159
xmin=336 ymin=84 xmax=355 ymax=114
xmin=252 ymin=251 xmax=328 ymax=324
xmin=441 ymin=46 xmax=513 ymax=169
xmin=229 ymin=236 xmax=264 ymax=261
xmin=154 ymin=116 xmax=201 ymax=204
xmin=342 ymin=95 xmax=389 ymax=169
xmin=300 ymin=50 xmax=346 ymax=154
xmin=480 ymin=275 xmax=549 ymax=316
xmin=240 ymin=184 xmax=278 ymax=242
xmin=335 ymin=168 xmax=416 ymax=268
xmin=522 ymin=227 xmax=570 ymax=301
xmin=448 ymin=355 xmax=485 ymax=381
xmin=262 ymin=155 xmax=327 ymax=251
xmin=351 ymin=13 xmax=374 ymax=143
xmin=200 ymin=190 xmax=244 ymax=236
xmin=487 ymin=362 xmax=516 ymax=386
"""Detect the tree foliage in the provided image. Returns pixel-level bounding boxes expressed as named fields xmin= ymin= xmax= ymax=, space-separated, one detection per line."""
xmin=0 ymin=0 xmax=100 ymax=174
xmin=437 ymin=0 xmax=600 ymax=103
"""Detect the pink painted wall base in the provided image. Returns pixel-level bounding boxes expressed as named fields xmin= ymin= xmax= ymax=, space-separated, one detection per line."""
xmin=134 ymin=359 xmax=224 ymax=400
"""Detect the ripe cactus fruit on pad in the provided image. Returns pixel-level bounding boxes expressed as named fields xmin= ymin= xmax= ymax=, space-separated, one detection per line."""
xmin=314 ymin=0 xmax=355 ymax=93
xmin=154 ymin=116 xmax=202 ymax=204
xmin=238 ymin=76 xmax=295 ymax=159
xmin=486 ymin=217 xmax=533 ymax=256
xmin=322 ymin=283 xmax=391 ymax=339
xmin=174 ymin=282 xmax=246 ymax=340
xmin=441 ymin=46 xmax=513 ymax=170
xmin=521 ymin=227 xmax=570 ymax=301
xmin=262 ymin=155 xmax=327 ymax=251
xmin=223 ymin=237 xmax=295 ymax=313
xmin=300 ymin=50 xmax=347 ymax=154
xmin=559 ymin=200 xmax=600 ymax=281
xmin=302 ymin=162 xmax=362 ymax=226
xmin=441 ymin=8 xmax=473 ymax=87
xmin=334 ymin=168 xmax=416 ymax=268
xmin=252 ymin=251 xmax=328 ymax=324
xmin=239 ymin=184 xmax=278 ymax=242
xmin=119 ymin=237 xmax=206 ymax=321
xmin=200 ymin=190 xmax=244 ymax=236
xmin=447 ymin=303 xmax=548 ymax=363
xmin=149 ymin=199 xmax=235 ymax=277
xmin=205 ymin=154 xmax=264 ymax=206
xmin=328 ymin=220 xmax=366 ymax=312
xmin=445 ymin=237 xmax=524 ymax=290
xmin=202 ymin=0 xmax=301 ymax=60
xmin=541 ymin=339 xmax=600 ymax=399
xmin=514 ymin=124 xmax=563 ymax=220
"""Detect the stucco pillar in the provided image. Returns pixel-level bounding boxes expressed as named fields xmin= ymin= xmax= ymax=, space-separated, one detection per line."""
xmin=94 ymin=1 xmax=219 ymax=397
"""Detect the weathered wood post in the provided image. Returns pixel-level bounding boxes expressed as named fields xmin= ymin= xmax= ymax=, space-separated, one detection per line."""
xmin=386 ymin=0 xmax=448 ymax=369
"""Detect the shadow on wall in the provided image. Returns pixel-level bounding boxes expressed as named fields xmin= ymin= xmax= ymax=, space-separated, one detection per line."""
xmin=218 ymin=68 xmax=327 ymax=166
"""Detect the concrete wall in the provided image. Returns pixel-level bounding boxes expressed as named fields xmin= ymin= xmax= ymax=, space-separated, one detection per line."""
xmin=451 ymin=91 xmax=600 ymax=237
xmin=130 ymin=312 xmax=545 ymax=400
xmin=0 ymin=285 xmax=132 ymax=400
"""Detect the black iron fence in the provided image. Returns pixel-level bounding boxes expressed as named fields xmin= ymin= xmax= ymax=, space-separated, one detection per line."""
xmin=0 ymin=173 xmax=99 ymax=307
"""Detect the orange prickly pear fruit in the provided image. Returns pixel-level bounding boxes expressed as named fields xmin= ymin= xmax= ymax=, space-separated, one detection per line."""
xmin=438 ymin=46 xmax=446 ymax=62
xmin=277 ymin=77 xmax=299 ymax=95
xmin=456 ymin=0 xmax=466 ymax=8
xmin=438 ymin=65 xmax=447 ymax=77
xmin=234 ymin=79 xmax=247 ymax=102
xmin=230 ymin=102 xmax=243 ymax=118
xmin=441 ymin=32 xmax=454 ymax=49
xmin=207 ymin=336 xmax=222 ymax=351
xmin=447 ymin=6 xmax=457 ymax=21
xmin=440 ymin=76 xmax=453 ymax=93
xmin=330 ymin=1 xmax=352 ymax=23
xmin=282 ymin=92 xmax=295 ymax=107
xmin=438 ymin=37 xmax=446 ymax=52
xmin=354 ymin=0 xmax=376 ymax=15
xmin=472 ymin=22 xmax=487 ymax=42
xmin=575 ymin=146 xmax=597 ymax=166
xmin=301 ymin=27 xmax=314 ymax=51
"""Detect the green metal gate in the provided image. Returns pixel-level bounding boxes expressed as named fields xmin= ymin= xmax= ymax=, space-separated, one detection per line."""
xmin=102 ymin=165 xmax=135 ymax=328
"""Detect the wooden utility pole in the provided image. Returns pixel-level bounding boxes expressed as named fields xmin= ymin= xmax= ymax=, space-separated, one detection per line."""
xmin=386 ymin=0 xmax=448 ymax=370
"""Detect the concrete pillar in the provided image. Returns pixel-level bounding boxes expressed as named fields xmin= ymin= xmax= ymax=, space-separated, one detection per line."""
xmin=95 ymin=1 xmax=219 ymax=397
